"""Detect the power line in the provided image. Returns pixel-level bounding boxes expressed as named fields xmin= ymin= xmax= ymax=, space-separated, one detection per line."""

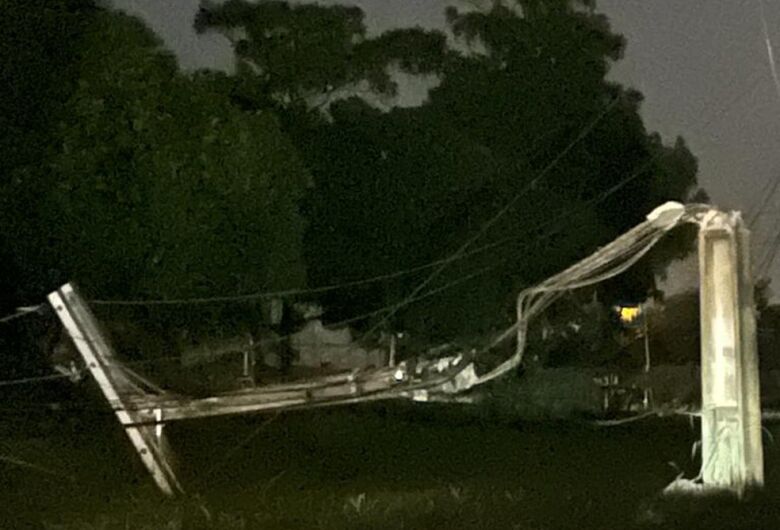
xmin=144 ymin=264 xmax=496 ymax=366
xmin=2 ymin=266 xmax=497 ymax=379
xmin=3 ymin=168 xmax=648 ymax=383
xmin=756 ymin=178 xmax=780 ymax=276
xmin=360 ymin=97 xmax=622 ymax=340
xmin=88 ymin=171 xmax=618 ymax=312
xmin=751 ymin=1 xmax=780 ymax=276
xmin=82 ymin=74 xmax=763 ymax=310
xmin=5 ymin=79 xmax=759 ymax=384
xmin=86 ymin=192 xmax=607 ymax=310
xmin=0 ymin=372 xmax=76 ymax=387
xmin=359 ymin=64 xmax=764 ymax=340
xmin=5 ymin=12 xmax=767 ymax=395
xmin=759 ymin=0 xmax=780 ymax=104
xmin=91 ymin=68 xmax=754 ymax=352
xmin=747 ymin=174 xmax=780 ymax=227
xmin=87 ymin=242 xmax=507 ymax=307
xmin=0 ymin=305 xmax=43 ymax=324
xmin=473 ymin=73 xmax=766 ymax=284
xmin=0 ymin=454 xmax=74 ymax=482
xmin=758 ymin=227 xmax=780 ymax=277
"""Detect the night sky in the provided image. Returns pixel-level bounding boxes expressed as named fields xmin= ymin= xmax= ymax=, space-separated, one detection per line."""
xmin=111 ymin=0 xmax=780 ymax=296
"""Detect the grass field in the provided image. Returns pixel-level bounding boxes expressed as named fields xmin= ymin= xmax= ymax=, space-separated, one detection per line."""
xmin=2 ymin=399 xmax=780 ymax=529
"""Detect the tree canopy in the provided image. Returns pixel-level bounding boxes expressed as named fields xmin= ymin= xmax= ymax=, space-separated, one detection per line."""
xmin=194 ymin=0 xmax=448 ymax=112
xmin=198 ymin=0 xmax=701 ymax=343
xmin=0 ymin=0 xmax=98 ymax=302
xmin=1 ymin=5 xmax=311 ymax=334
xmin=0 ymin=0 xmax=704 ymax=353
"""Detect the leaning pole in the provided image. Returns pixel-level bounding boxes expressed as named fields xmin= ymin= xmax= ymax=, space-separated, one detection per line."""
xmin=698 ymin=209 xmax=763 ymax=493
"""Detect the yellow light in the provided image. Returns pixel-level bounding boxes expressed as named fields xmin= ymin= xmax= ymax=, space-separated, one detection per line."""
xmin=618 ymin=305 xmax=642 ymax=325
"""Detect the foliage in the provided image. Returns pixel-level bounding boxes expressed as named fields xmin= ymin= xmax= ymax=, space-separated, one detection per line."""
xmin=195 ymin=0 xmax=448 ymax=111
xmin=0 ymin=0 xmax=705 ymax=353
xmin=0 ymin=0 xmax=99 ymax=301
xmin=200 ymin=0 xmax=702 ymax=345
xmin=1 ymin=9 xmax=310 ymax=334
xmin=0 ymin=0 xmax=102 ymax=377
xmin=0 ymin=0 xmax=97 ymax=178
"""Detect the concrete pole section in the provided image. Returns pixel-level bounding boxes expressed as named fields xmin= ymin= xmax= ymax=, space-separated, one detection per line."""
xmin=48 ymin=283 xmax=183 ymax=496
xmin=698 ymin=211 xmax=763 ymax=493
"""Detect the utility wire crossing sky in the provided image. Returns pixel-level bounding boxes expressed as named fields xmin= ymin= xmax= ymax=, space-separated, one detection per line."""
xmin=112 ymin=0 xmax=780 ymax=298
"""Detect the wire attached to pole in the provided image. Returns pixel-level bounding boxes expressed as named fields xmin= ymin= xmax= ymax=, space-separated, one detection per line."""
xmin=0 ymin=305 xmax=43 ymax=324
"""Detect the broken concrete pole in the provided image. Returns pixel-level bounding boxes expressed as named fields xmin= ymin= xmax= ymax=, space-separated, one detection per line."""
xmin=698 ymin=211 xmax=763 ymax=493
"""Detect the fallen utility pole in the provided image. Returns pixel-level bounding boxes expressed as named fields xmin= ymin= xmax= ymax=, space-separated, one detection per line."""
xmin=48 ymin=283 xmax=477 ymax=495
xmin=46 ymin=203 xmax=764 ymax=497
xmin=47 ymin=284 xmax=183 ymax=495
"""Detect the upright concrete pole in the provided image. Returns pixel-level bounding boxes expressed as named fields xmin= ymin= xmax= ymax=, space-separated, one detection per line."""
xmin=698 ymin=211 xmax=763 ymax=493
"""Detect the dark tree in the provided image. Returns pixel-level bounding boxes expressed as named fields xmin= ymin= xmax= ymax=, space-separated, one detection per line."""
xmin=1 ymin=8 xmax=312 ymax=338
xmin=194 ymin=0 xmax=448 ymax=115
xmin=0 ymin=0 xmax=99 ymax=302
xmin=199 ymin=0 xmax=702 ymax=345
